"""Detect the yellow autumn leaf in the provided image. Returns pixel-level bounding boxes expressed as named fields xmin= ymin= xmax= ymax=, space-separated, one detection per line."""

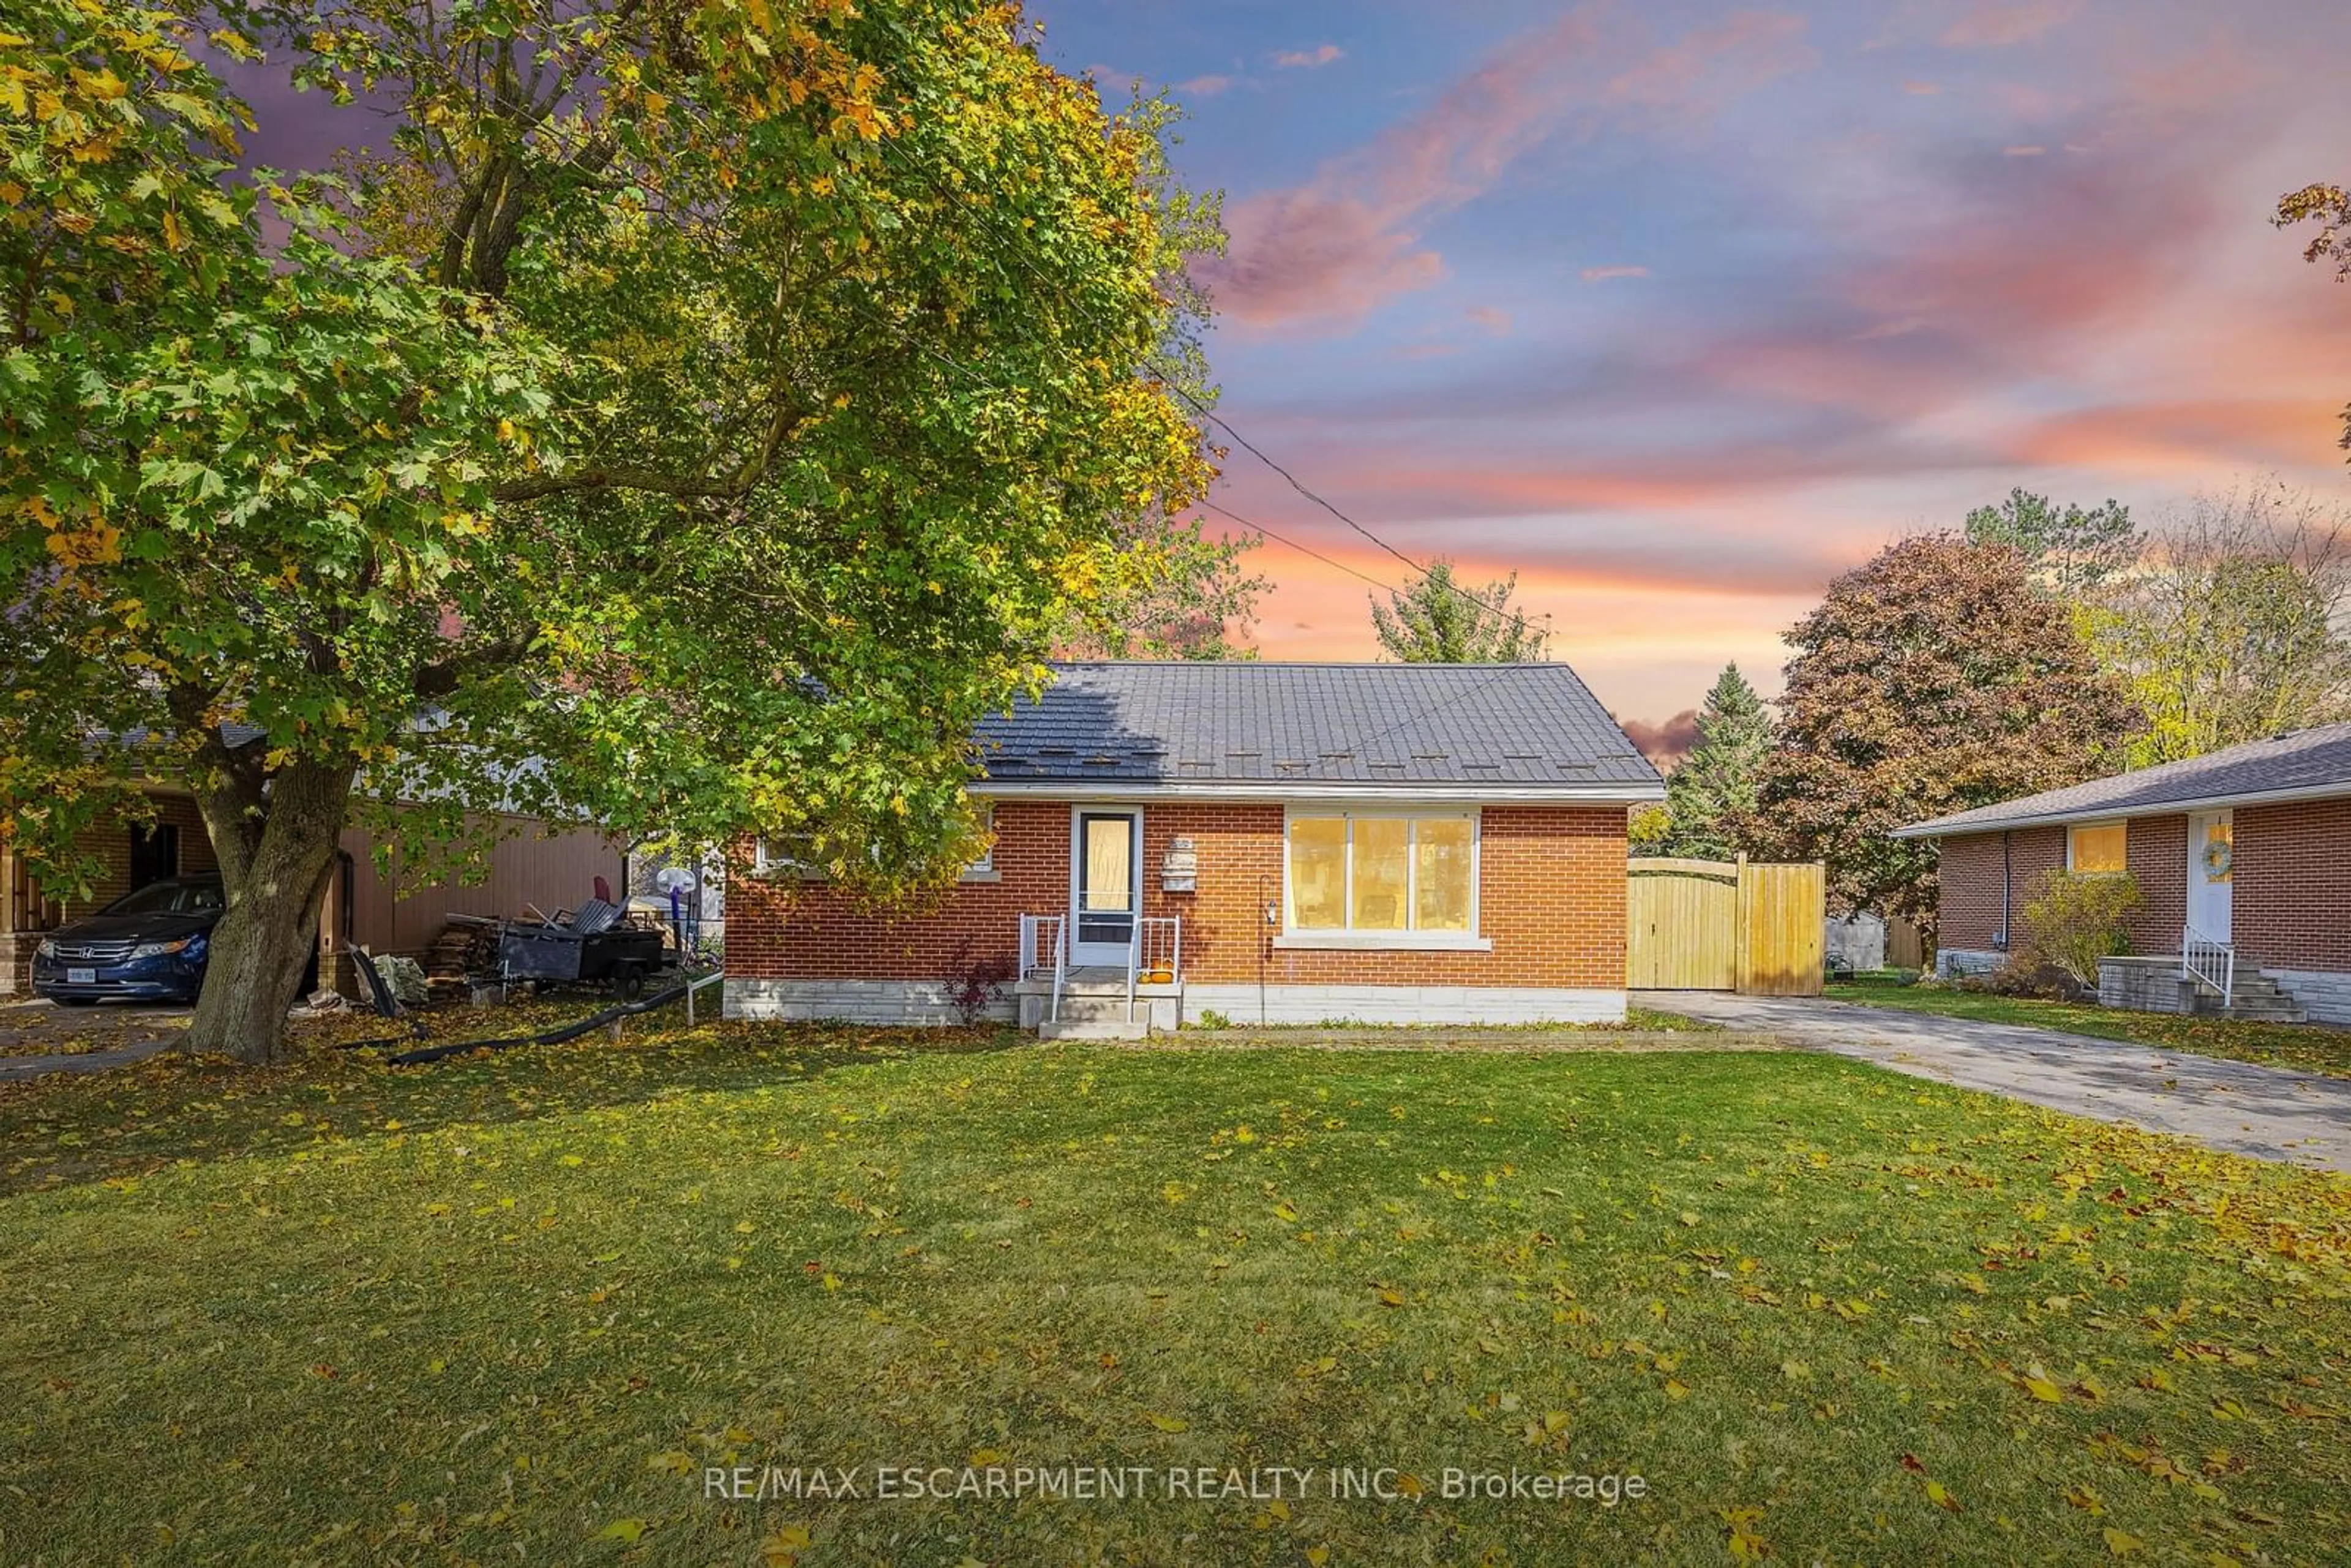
xmin=647 ymin=1449 xmax=694 ymax=1476
xmin=1924 ymin=1479 xmax=1960 ymax=1513
xmin=1144 ymin=1411 xmax=1188 ymax=1432
xmin=2102 ymin=1526 xmax=2145 ymax=1556
xmin=595 ymin=1518 xmax=648 ymax=1542
xmin=1663 ymin=1378 xmax=1691 ymax=1400
xmin=969 ymin=1447 xmax=1005 ymax=1465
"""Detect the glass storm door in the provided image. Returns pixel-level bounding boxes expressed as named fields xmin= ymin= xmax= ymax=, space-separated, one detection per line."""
xmin=1071 ymin=810 xmax=1141 ymax=965
xmin=2187 ymin=810 xmax=2233 ymax=943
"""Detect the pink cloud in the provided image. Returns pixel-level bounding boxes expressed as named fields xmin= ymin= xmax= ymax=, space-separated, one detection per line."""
xmin=1600 ymin=12 xmax=1817 ymax=122
xmin=1581 ymin=264 xmax=1651 ymax=282
xmin=1198 ymin=9 xmax=1815 ymax=332
xmin=1466 ymin=306 xmax=1512 ymax=334
xmin=1619 ymin=711 xmax=1701 ymax=769
xmin=2002 ymin=143 xmax=2047 ymax=156
xmin=1903 ymin=80 xmax=1943 ymax=96
xmin=1940 ymin=1 xmax=2082 ymax=48
xmin=1177 ymin=73 xmax=1236 ymax=98
xmin=1273 ymin=44 xmax=1344 ymax=70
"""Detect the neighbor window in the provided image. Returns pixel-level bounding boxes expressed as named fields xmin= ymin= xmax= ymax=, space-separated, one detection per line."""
xmin=1286 ymin=811 xmax=1477 ymax=934
xmin=2067 ymin=822 xmax=2128 ymax=876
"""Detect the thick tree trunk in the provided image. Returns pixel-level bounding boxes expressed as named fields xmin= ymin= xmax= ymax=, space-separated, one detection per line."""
xmin=183 ymin=757 xmax=356 ymax=1065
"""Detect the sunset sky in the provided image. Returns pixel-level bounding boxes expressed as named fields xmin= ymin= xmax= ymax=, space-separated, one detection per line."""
xmin=1037 ymin=0 xmax=2351 ymax=738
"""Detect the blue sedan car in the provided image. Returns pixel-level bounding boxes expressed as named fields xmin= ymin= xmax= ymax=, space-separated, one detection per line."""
xmin=32 ymin=876 xmax=225 ymax=1006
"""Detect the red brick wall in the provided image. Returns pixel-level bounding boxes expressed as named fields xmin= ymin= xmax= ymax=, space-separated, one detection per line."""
xmin=2235 ymin=798 xmax=2351 ymax=972
xmin=729 ymin=800 xmax=1630 ymax=990
xmin=2123 ymin=815 xmax=2186 ymax=956
xmin=1935 ymin=827 xmax=2062 ymax=949
xmin=24 ymin=791 xmax=220 ymax=924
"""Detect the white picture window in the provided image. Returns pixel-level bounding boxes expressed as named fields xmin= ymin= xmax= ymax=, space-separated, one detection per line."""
xmin=1285 ymin=811 xmax=1478 ymax=934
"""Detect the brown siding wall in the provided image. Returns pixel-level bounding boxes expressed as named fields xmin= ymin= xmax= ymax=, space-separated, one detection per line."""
xmin=335 ymin=815 xmax=628 ymax=961
xmin=2235 ymin=798 xmax=2351 ymax=973
xmin=727 ymin=799 xmax=1630 ymax=991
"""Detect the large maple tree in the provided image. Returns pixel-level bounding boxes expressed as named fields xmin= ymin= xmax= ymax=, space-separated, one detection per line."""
xmin=1 ymin=0 xmax=1215 ymax=1060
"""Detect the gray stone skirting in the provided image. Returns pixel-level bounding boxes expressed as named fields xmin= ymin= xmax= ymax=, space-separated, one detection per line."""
xmin=724 ymin=978 xmax=1627 ymax=1028
xmin=724 ymin=978 xmax=1016 ymax=1025
xmin=1936 ymin=949 xmax=2006 ymax=980
xmin=2096 ymin=955 xmax=2195 ymax=1015
xmin=1178 ymin=983 xmax=1624 ymax=1027
xmin=2263 ymin=969 xmax=2351 ymax=1026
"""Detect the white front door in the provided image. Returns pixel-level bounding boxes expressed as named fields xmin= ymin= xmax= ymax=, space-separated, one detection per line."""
xmin=1070 ymin=808 xmax=1142 ymax=966
xmin=2186 ymin=809 xmax=2233 ymax=943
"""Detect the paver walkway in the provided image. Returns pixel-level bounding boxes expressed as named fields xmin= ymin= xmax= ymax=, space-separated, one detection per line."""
xmin=1642 ymin=991 xmax=2351 ymax=1173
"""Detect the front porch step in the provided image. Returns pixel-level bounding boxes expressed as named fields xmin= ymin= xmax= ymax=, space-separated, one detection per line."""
xmin=1038 ymin=1017 xmax=1150 ymax=1041
xmin=2186 ymin=969 xmax=2308 ymax=1024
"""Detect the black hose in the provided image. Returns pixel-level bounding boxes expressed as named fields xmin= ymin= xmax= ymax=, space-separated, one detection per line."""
xmin=371 ymin=978 xmax=707 ymax=1067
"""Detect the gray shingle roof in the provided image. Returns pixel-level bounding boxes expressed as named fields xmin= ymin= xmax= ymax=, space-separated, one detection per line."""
xmin=974 ymin=662 xmax=1663 ymax=795
xmin=1894 ymin=722 xmax=2351 ymax=838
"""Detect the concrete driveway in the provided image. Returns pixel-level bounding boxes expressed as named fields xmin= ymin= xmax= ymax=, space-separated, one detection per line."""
xmin=1642 ymin=991 xmax=2351 ymax=1174
xmin=0 ymin=1000 xmax=189 ymax=1082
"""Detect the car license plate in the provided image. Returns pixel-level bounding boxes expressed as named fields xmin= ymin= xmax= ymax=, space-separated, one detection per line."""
xmin=67 ymin=968 xmax=97 ymax=985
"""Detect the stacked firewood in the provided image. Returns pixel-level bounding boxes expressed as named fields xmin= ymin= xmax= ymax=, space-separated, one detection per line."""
xmin=424 ymin=914 xmax=501 ymax=999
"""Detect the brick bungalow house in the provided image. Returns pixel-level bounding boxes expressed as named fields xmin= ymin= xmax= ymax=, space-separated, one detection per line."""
xmin=1892 ymin=722 xmax=2351 ymax=1023
xmin=2 ymin=789 xmax=624 ymax=999
xmin=724 ymin=662 xmax=1666 ymax=1033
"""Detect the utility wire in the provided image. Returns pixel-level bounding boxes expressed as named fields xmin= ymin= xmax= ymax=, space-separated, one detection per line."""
xmin=871 ymin=134 xmax=1552 ymax=641
xmin=838 ymin=296 xmax=1554 ymax=775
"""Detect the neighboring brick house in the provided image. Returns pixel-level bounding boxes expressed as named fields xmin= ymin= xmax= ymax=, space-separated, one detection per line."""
xmin=2 ymin=787 xmax=624 ymax=999
xmin=725 ymin=662 xmax=1666 ymax=1032
xmin=1893 ymin=722 xmax=2351 ymax=1024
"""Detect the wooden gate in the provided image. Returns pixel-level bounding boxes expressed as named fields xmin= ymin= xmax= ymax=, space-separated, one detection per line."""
xmin=1627 ymin=856 xmax=1825 ymax=996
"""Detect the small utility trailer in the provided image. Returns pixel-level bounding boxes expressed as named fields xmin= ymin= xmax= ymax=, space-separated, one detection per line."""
xmin=497 ymin=899 xmax=671 ymax=999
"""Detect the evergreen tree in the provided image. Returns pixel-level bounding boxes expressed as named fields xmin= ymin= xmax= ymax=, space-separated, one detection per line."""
xmin=1662 ymin=664 xmax=1772 ymax=860
xmin=1962 ymin=488 xmax=2140 ymax=599
xmin=1368 ymin=559 xmax=1549 ymax=662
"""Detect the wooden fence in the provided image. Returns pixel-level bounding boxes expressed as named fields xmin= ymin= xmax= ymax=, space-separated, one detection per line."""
xmin=1627 ymin=856 xmax=1826 ymax=996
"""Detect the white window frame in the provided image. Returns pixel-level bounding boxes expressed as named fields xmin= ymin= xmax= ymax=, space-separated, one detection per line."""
xmin=960 ymin=801 xmax=999 ymax=883
xmin=1277 ymin=806 xmax=1491 ymax=951
xmin=751 ymin=835 xmax=826 ymax=881
xmin=2065 ymin=820 xmax=2129 ymax=877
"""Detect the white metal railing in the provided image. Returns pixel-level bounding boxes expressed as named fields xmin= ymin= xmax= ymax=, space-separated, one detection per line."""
xmin=2183 ymin=924 xmax=2234 ymax=1008
xmin=1019 ymin=913 xmax=1068 ymax=1022
xmin=1128 ymin=917 xmax=1182 ymax=1022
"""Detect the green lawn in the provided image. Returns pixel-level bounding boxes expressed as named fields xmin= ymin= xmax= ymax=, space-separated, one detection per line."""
xmin=3 ymin=1024 xmax=2348 ymax=1566
xmin=1827 ymin=980 xmax=2351 ymax=1079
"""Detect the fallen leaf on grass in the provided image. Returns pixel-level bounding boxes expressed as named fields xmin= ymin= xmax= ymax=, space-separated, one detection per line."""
xmin=1144 ymin=1412 xmax=1189 ymax=1433
xmin=596 ymin=1518 xmax=648 ymax=1543
xmin=2101 ymin=1526 xmax=2144 ymax=1556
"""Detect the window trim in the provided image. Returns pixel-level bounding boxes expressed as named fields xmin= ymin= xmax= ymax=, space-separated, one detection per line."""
xmin=2065 ymin=820 xmax=2129 ymax=877
xmin=959 ymin=801 xmax=999 ymax=883
xmin=1281 ymin=806 xmax=1482 ymax=945
xmin=751 ymin=835 xmax=826 ymax=881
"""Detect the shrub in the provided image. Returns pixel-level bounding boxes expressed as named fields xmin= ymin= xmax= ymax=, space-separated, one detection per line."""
xmin=940 ymin=940 xmax=1013 ymax=1025
xmin=2006 ymin=870 xmax=2141 ymax=997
